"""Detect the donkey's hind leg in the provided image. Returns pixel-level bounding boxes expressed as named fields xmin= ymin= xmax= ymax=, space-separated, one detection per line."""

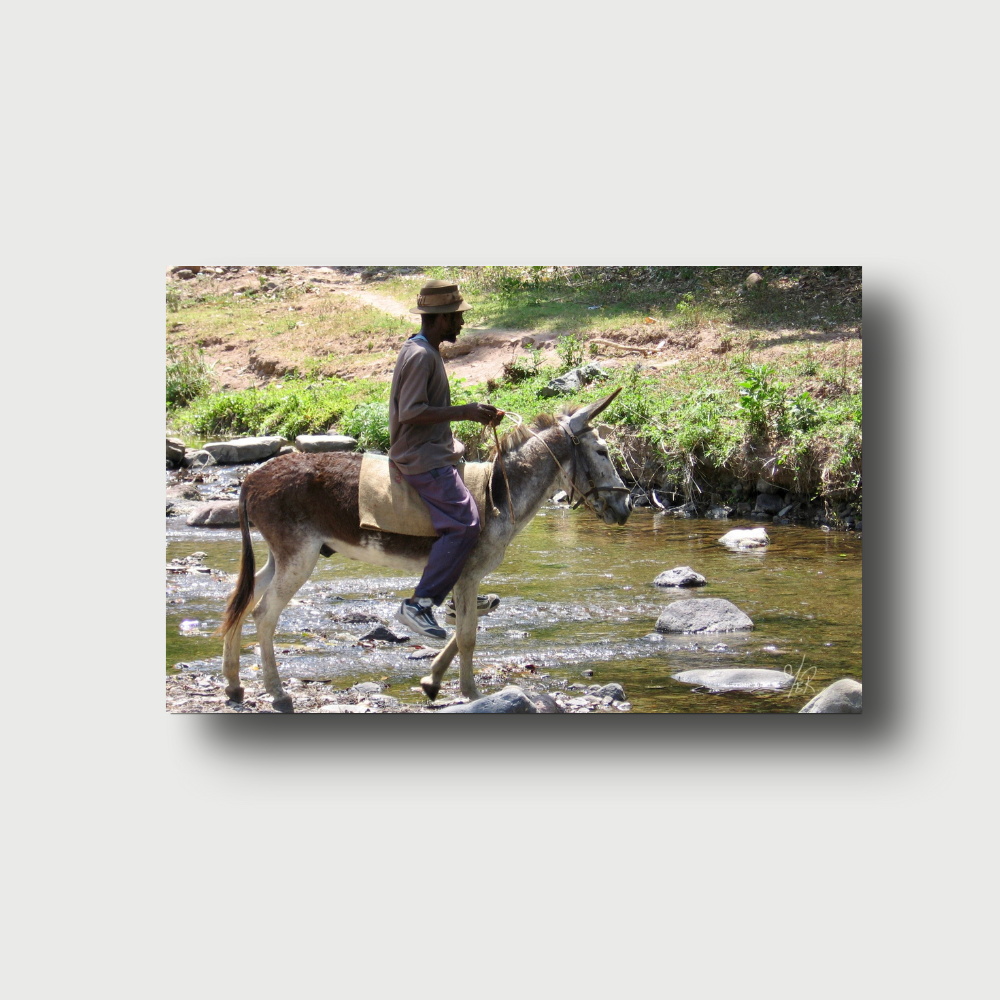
xmin=221 ymin=553 xmax=276 ymax=703
xmin=252 ymin=541 xmax=320 ymax=713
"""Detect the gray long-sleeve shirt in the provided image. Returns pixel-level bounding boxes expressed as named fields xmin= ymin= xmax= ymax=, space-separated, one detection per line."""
xmin=388 ymin=335 xmax=465 ymax=475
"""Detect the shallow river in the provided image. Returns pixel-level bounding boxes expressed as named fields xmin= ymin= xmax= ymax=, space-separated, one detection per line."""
xmin=166 ymin=498 xmax=862 ymax=713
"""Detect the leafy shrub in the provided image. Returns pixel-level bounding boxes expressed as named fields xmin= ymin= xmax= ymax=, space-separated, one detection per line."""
xmin=339 ymin=401 xmax=391 ymax=452
xmin=166 ymin=346 xmax=212 ymax=408
xmin=556 ymin=331 xmax=586 ymax=371
xmin=736 ymin=363 xmax=787 ymax=432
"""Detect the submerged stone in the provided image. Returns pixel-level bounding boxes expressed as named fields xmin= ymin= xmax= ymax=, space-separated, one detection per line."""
xmin=718 ymin=527 xmax=769 ymax=548
xmin=655 ymin=598 xmax=754 ymax=633
xmin=653 ymin=566 xmax=707 ymax=588
xmin=799 ymin=678 xmax=862 ymax=713
xmin=671 ymin=668 xmax=793 ymax=693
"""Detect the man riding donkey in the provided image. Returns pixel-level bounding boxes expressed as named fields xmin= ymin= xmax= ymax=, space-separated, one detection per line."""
xmin=390 ymin=279 xmax=503 ymax=640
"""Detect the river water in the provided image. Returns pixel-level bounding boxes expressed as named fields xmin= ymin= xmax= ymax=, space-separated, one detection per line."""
xmin=166 ymin=497 xmax=862 ymax=713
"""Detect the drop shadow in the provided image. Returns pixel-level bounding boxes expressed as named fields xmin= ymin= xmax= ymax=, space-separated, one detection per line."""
xmin=179 ymin=281 xmax=907 ymax=766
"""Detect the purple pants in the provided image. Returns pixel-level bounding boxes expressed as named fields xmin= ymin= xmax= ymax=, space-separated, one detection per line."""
xmin=401 ymin=465 xmax=481 ymax=606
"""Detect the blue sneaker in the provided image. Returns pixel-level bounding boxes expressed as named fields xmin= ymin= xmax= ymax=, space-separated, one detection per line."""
xmin=395 ymin=598 xmax=447 ymax=640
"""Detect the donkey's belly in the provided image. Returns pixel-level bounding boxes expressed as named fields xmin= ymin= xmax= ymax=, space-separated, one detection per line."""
xmin=326 ymin=534 xmax=429 ymax=573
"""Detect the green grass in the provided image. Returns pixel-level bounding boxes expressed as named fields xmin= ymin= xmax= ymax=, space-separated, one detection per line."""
xmin=373 ymin=266 xmax=860 ymax=338
xmin=171 ymin=347 xmax=861 ymax=502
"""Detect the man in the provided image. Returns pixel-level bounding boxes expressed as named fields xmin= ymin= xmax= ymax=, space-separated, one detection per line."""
xmin=389 ymin=279 xmax=502 ymax=640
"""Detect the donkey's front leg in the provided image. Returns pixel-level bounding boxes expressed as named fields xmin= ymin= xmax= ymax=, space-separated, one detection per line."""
xmin=421 ymin=635 xmax=458 ymax=702
xmin=452 ymin=580 xmax=482 ymax=701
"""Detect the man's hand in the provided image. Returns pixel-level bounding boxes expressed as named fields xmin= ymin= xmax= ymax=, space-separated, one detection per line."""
xmin=462 ymin=403 xmax=504 ymax=428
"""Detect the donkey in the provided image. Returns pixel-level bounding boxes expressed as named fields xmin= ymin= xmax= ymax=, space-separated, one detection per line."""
xmin=218 ymin=388 xmax=632 ymax=712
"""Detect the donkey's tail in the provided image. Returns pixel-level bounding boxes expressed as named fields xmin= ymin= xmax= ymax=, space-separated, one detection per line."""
xmin=216 ymin=487 xmax=255 ymax=637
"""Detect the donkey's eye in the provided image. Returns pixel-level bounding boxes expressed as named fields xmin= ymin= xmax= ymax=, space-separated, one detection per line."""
xmin=596 ymin=449 xmax=608 ymax=457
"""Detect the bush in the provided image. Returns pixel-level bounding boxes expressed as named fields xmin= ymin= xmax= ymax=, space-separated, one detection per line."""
xmin=339 ymin=401 xmax=391 ymax=452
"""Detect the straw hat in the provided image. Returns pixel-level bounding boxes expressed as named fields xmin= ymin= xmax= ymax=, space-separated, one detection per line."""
xmin=409 ymin=279 xmax=472 ymax=314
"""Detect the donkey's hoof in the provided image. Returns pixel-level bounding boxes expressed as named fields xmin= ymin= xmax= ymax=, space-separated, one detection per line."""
xmin=225 ymin=685 xmax=245 ymax=704
xmin=420 ymin=676 xmax=440 ymax=702
xmin=272 ymin=695 xmax=295 ymax=714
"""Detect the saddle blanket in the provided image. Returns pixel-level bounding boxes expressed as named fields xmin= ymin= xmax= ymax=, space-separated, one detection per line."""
xmin=358 ymin=454 xmax=496 ymax=537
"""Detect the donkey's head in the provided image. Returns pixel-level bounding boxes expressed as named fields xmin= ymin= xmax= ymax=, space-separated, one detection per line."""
xmin=560 ymin=387 xmax=633 ymax=526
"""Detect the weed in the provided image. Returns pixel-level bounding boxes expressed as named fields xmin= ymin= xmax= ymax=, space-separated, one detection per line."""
xmin=166 ymin=345 xmax=212 ymax=408
xmin=166 ymin=286 xmax=181 ymax=313
xmin=736 ymin=362 xmax=788 ymax=433
xmin=556 ymin=331 xmax=586 ymax=371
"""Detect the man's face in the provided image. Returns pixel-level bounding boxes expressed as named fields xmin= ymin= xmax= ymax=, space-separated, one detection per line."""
xmin=436 ymin=311 xmax=464 ymax=343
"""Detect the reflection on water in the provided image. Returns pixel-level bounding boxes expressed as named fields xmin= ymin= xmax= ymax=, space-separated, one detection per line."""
xmin=166 ymin=506 xmax=861 ymax=713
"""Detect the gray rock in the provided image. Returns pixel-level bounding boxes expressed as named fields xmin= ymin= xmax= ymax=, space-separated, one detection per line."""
xmin=350 ymin=681 xmax=384 ymax=696
xmin=359 ymin=625 xmax=409 ymax=643
xmin=167 ymin=437 xmax=186 ymax=466
xmin=672 ymin=668 xmax=793 ymax=693
xmin=183 ymin=448 xmax=216 ymax=469
xmin=756 ymin=479 xmax=781 ymax=495
xmin=799 ymin=678 xmax=862 ymax=714
xmin=705 ymin=505 xmax=731 ymax=519
xmin=202 ymin=436 xmax=285 ymax=464
xmin=186 ymin=501 xmax=241 ymax=527
xmin=596 ymin=682 xmax=626 ymax=702
xmin=539 ymin=363 xmax=604 ymax=398
xmin=437 ymin=685 xmax=538 ymax=714
xmin=530 ymin=692 xmax=565 ymax=713
xmin=653 ymin=566 xmax=707 ymax=588
xmin=277 ymin=445 xmax=296 ymax=456
xmin=655 ymin=598 xmax=754 ymax=633
xmin=166 ymin=483 xmax=202 ymax=501
xmin=718 ymin=527 xmax=769 ymax=548
xmin=294 ymin=434 xmax=358 ymax=453
xmin=756 ymin=492 xmax=786 ymax=515
xmin=745 ymin=273 xmax=763 ymax=289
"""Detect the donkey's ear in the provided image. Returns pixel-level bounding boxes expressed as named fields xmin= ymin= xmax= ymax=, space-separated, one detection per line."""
xmin=568 ymin=386 xmax=622 ymax=433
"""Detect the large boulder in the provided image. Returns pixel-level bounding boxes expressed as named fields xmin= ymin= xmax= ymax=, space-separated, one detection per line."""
xmin=655 ymin=598 xmax=754 ymax=633
xmin=202 ymin=436 xmax=285 ymax=464
xmin=653 ymin=566 xmax=707 ymax=588
xmin=437 ymin=685 xmax=538 ymax=714
xmin=799 ymin=678 xmax=862 ymax=714
xmin=672 ymin=668 xmax=793 ymax=693
xmin=295 ymin=434 xmax=358 ymax=453
xmin=718 ymin=527 xmax=769 ymax=548
xmin=186 ymin=501 xmax=241 ymax=527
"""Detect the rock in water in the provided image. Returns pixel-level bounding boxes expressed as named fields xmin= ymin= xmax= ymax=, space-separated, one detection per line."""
xmin=167 ymin=437 xmax=186 ymax=466
xmin=437 ymin=686 xmax=538 ymax=713
xmin=671 ymin=668 xmax=793 ymax=692
xmin=655 ymin=598 xmax=754 ymax=633
xmin=359 ymin=625 xmax=409 ymax=643
xmin=294 ymin=434 xmax=358 ymax=453
xmin=718 ymin=527 xmax=769 ymax=549
xmin=202 ymin=436 xmax=285 ymax=464
xmin=186 ymin=501 xmax=241 ymax=527
xmin=595 ymin=682 xmax=627 ymax=702
xmin=799 ymin=678 xmax=862 ymax=713
xmin=653 ymin=566 xmax=707 ymax=588
xmin=183 ymin=448 xmax=216 ymax=469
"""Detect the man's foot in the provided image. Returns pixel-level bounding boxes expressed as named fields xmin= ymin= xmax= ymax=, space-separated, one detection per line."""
xmin=443 ymin=594 xmax=501 ymax=622
xmin=395 ymin=598 xmax=447 ymax=640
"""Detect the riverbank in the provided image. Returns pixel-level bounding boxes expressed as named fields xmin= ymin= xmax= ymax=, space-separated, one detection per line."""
xmin=166 ymin=265 xmax=862 ymax=516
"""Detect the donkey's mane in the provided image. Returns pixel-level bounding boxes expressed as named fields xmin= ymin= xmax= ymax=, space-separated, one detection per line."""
xmin=489 ymin=405 xmax=582 ymax=459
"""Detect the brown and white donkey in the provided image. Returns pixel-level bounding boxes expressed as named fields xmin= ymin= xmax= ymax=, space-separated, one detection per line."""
xmin=218 ymin=388 xmax=632 ymax=712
